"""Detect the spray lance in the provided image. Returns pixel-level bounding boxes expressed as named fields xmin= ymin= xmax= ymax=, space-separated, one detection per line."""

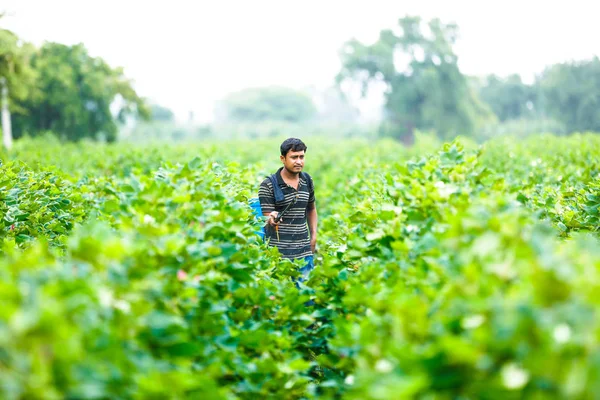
xmin=273 ymin=193 xmax=299 ymax=241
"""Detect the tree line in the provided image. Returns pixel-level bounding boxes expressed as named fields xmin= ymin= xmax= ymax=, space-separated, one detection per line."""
xmin=337 ymin=16 xmax=600 ymax=144
xmin=0 ymin=20 xmax=149 ymax=143
xmin=2 ymin=15 xmax=600 ymax=144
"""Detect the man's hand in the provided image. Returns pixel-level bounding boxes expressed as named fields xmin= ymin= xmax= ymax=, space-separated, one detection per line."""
xmin=310 ymin=235 xmax=317 ymax=254
xmin=267 ymin=211 xmax=282 ymax=227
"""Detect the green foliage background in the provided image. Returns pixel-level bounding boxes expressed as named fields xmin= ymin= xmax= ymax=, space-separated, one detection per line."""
xmin=3 ymin=8 xmax=600 ymax=400
xmin=1 ymin=133 xmax=600 ymax=398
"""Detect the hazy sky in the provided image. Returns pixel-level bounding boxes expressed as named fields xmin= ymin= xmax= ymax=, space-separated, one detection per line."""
xmin=2 ymin=0 xmax=599 ymax=122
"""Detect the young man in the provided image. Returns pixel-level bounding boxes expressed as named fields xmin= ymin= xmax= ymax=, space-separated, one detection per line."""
xmin=258 ymin=138 xmax=318 ymax=282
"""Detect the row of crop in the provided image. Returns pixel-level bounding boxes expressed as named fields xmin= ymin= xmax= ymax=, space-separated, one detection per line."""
xmin=308 ymin=141 xmax=600 ymax=398
xmin=2 ymin=136 xmax=600 ymax=398
xmin=481 ymin=133 xmax=600 ymax=236
xmin=0 ymin=161 xmax=88 ymax=253
xmin=0 ymin=155 xmax=333 ymax=399
xmin=1 ymin=141 xmax=465 ymax=398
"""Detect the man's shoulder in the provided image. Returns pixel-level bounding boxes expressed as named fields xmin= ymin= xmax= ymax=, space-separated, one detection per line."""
xmin=301 ymin=172 xmax=314 ymax=188
xmin=260 ymin=172 xmax=276 ymax=185
xmin=301 ymin=171 xmax=314 ymax=180
xmin=259 ymin=175 xmax=277 ymax=195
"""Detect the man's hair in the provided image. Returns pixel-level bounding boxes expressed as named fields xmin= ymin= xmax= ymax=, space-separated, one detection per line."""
xmin=280 ymin=138 xmax=307 ymax=157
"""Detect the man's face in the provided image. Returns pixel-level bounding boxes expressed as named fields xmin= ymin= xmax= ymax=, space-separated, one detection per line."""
xmin=281 ymin=150 xmax=305 ymax=175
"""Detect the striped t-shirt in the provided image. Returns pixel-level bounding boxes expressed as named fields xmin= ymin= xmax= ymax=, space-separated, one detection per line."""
xmin=258 ymin=168 xmax=315 ymax=259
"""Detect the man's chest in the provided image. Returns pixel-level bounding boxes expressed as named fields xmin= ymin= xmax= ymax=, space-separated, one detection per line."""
xmin=275 ymin=183 xmax=310 ymax=216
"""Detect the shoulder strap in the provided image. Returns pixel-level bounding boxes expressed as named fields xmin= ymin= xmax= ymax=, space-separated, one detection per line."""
xmin=269 ymin=173 xmax=285 ymax=203
xmin=301 ymin=172 xmax=314 ymax=194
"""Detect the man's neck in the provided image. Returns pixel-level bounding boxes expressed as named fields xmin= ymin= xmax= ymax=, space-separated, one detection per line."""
xmin=280 ymin=167 xmax=299 ymax=181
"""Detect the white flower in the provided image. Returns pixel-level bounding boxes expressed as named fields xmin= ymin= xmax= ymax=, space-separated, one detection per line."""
xmin=502 ymin=363 xmax=529 ymax=389
xmin=553 ymin=324 xmax=571 ymax=343
xmin=344 ymin=375 xmax=355 ymax=385
xmin=375 ymin=359 xmax=393 ymax=373
xmin=113 ymin=300 xmax=131 ymax=313
xmin=462 ymin=314 xmax=485 ymax=329
xmin=434 ymin=181 xmax=458 ymax=198
xmin=98 ymin=288 xmax=113 ymax=307
xmin=405 ymin=225 xmax=419 ymax=233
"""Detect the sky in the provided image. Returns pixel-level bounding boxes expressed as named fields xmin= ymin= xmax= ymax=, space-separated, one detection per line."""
xmin=2 ymin=0 xmax=599 ymax=122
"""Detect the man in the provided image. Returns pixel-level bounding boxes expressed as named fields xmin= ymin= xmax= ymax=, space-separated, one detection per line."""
xmin=258 ymin=138 xmax=318 ymax=283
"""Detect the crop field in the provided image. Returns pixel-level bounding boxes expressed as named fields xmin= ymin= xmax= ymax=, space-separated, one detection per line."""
xmin=1 ymin=134 xmax=600 ymax=399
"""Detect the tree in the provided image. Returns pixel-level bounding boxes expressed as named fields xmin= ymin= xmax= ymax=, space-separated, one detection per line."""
xmin=0 ymin=28 xmax=34 ymax=100
xmin=150 ymin=103 xmax=175 ymax=122
xmin=307 ymin=85 xmax=360 ymax=123
xmin=0 ymin=26 xmax=36 ymax=149
xmin=337 ymin=16 xmax=493 ymax=145
xmin=216 ymin=86 xmax=317 ymax=123
xmin=538 ymin=57 xmax=600 ymax=133
xmin=12 ymin=42 xmax=149 ymax=142
xmin=477 ymin=74 xmax=536 ymax=122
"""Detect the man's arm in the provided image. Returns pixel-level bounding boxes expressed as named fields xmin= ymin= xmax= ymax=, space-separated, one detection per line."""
xmin=306 ymin=175 xmax=317 ymax=253
xmin=259 ymin=179 xmax=280 ymax=227
xmin=307 ymin=205 xmax=318 ymax=253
